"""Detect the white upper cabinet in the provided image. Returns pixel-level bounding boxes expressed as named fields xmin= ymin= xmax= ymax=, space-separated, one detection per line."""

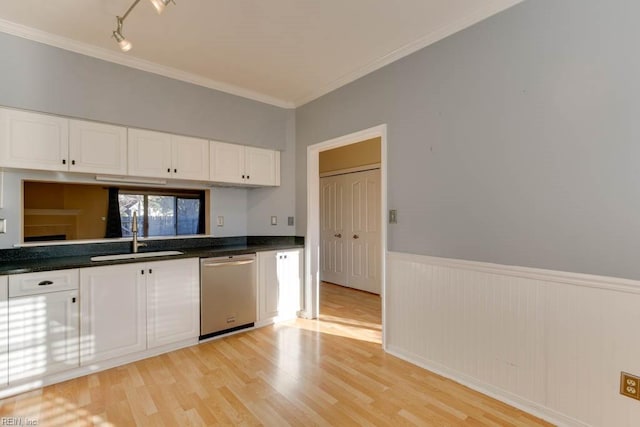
xmin=210 ymin=141 xmax=280 ymax=186
xmin=127 ymin=128 xmax=172 ymax=179
xmin=0 ymin=108 xmax=128 ymax=175
xmin=128 ymin=128 xmax=209 ymax=181
xmin=69 ymin=120 xmax=127 ymax=175
xmin=171 ymin=135 xmax=210 ymax=181
xmin=0 ymin=107 xmax=69 ymax=171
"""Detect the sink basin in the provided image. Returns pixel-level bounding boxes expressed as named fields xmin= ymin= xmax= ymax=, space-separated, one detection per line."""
xmin=90 ymin=250 xmax=184 ymax=262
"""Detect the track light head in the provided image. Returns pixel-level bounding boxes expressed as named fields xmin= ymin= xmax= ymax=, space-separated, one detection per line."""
xmin=149 ymin=0 xmax=172 ymax=14
xmin=113 ymin=17 xmax=132 ymax=52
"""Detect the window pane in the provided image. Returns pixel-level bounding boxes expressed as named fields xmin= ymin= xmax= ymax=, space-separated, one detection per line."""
xmin=148 ymin=195 xmax=176 ymax=236
xmin=118 ymin=194 xmax=144 ymax=237
xmin=177 ymin=198 xmax=200 ymax=235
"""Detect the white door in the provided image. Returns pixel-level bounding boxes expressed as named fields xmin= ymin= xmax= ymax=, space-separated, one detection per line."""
xmin=69 ymin=119 xmax=127 ymax=175
xmin=210 ymin=141 xmax=245 ymax=184
xmin=245 ymin=146 xmax=278 ymax=186
xmin=8 ymin=290 xmax=79 ymax=383
xmin=171 ymin=135 xmax=209 ymax=181
xmin=147 ymin=259 xmax=200 ymax=348
xmin=320 ymin=174 xmax=347 ymax=286
xmin=346 ymin=169 xmax=381 ymax=294
xmin=0 ymin=107 xmax=69 ymax=171
xmin=80 ymin=264 xmax=146 ymax=364
xmin=128 ymin=128 xmax=172 ymax=178
xmin=0 ymin=277 xmax=7 ymax=387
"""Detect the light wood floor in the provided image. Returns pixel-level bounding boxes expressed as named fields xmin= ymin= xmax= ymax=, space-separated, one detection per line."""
xmin=0 ymin=282 xmax=552 ymax=426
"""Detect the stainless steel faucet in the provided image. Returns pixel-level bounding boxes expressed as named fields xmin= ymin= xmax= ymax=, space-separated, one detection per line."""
xmin=131 ymin=211 xmax=146 ymax=253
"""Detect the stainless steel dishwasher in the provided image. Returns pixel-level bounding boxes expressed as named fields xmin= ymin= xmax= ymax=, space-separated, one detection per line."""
xmin=200 ymin=254 xmax=256 ymax=339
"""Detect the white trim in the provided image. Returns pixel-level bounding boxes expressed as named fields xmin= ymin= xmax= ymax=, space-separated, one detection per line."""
xmin=388 ymin=251 xmax=640 ymax=295
xmin=293 ymin=0 xmax=524 ymax=106
xmin=319 ymin=163 xmax=381 ymax=178
xmin=0 ymin=19 xmax=294 ymax=109
xmin=305 ymin=124 xmax=388 ymax=348
xmin=386 ymin=346 xmax=588 ymax=427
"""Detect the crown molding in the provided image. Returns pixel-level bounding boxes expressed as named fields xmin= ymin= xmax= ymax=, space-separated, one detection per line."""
xmin=292 ymin=0 xmax=525 ymax=107
xmin=0 ymin=18 xmax=295 ymax=109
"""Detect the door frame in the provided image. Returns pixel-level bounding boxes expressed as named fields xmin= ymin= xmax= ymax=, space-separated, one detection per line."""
xmin=304 ymin=124 xmax=387 ymax=348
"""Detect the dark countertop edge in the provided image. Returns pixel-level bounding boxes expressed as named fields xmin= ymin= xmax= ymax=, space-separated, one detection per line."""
xmin=0 ymin=240 xmax=305 ymax=276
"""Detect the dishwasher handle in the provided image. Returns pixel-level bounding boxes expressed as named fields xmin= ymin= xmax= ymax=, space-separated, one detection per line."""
xmin=202 ymin=259 xmax=255 ymax=268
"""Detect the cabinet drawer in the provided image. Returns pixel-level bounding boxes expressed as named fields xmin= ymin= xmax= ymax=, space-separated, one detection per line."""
xmin=9 ymin=269 xmax=79 ymax=297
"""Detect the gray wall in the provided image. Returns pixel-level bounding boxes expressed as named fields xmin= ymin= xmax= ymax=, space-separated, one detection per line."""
xmin=296 ymin=0 xmax=640 ymax=280
xmin=0 ymin=32 xmax=288 ymax=150
xmin=0 ymin=32 xmax=296 ymax=248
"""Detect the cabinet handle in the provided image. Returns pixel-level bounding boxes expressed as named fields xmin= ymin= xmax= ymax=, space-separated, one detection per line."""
xmin=353 ymin=234 xmax=360 ymax=239
xmin=38 ymin=280 xmax=54 ymax=286
xmin=62 ymin=159 xmax=66 ymax=165
xmin=242 ymin=174 xmax=245 ymax=179
xmin=141 ymin=269 xmax=145 ymax=275
xmin=167 ymin=168 xmax=171 ymax=173
xmin=334 ymin=233 xmax=342 ymax=238
xmin=71 ymin=160 xmax=76 ymax=165
xmin=149 ymin=269 xmax=153 ymax=274
xmin=72 ymin=297 xmax=76 ymax=303
xmin=174 ymin=169 xmax=177 ymax=173
xmin=247 ymin=175 xmax=250 ymax=180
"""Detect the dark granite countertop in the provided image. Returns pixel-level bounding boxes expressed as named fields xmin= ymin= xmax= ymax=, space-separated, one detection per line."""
xmin=0 ymin=236 xmax=304 ymax=275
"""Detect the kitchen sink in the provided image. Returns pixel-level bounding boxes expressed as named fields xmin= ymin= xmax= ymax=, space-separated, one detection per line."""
xmin=90 ymin=250 xmax=184 ymax=262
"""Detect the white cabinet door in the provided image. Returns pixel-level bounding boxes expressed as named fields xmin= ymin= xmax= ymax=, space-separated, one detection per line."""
xmin=69 ymin=120 xmax=127 ymax=175
xmin=80 ymin=264 xmax=146 ymax=364
xmin=276 ymin=249 xmax=303 ymax=320
xmin=210 ymin=141 xmax=245 ymax=184
xmin=0 ymin=277 xmax=7 ymax=387
xmin=245 ymin=146 xmax=279 ymax=186
xmin=258 ymin=249 xmax=302 ymax=324
xmin=128 ymin=128 xmax=172 ymax=179
xmin=8 ymin=290 xmax=79 ymax=383
xmin=258 ymin=251 xmax=280 ymax=322
xmin=147 ymin=258 xmax=199 ymax=348
xmin=0 ymin=107 xmax=69 ymax=171
xmin=172 ymin=135 xmax=209 ymax=181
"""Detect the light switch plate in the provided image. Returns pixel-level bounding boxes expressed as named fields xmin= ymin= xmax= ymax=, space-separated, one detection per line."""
xmin=0 ymin=218 xmax=6 ymax=234
xmin=216 ymin=216 xmax=224 ymax=227
xmin=288 ymin=216 xmax=294 ymax=226
xmin=389 ymin=209 xmax=397 ymax=224
xmin=271 ymin=216 xmax=277 ymax=226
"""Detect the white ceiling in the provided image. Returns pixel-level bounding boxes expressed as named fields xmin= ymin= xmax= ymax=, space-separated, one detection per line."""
xmin=0 ymin=0 xmax=522 ymax=108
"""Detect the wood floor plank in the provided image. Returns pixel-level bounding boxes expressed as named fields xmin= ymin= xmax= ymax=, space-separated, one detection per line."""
xmin=0 ymin=282 xmax=553 ymax=426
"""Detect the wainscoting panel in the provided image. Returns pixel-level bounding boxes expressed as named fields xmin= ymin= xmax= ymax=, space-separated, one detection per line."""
xmin=386 ymin=252 xmax=640 ymax=427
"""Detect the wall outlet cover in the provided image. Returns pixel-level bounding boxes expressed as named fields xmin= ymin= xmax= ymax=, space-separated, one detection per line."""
xmin=0 ymin=218 xmax=6 ymax=234
xmin=288 ymin=216 xmax=294 ymax=226
xmin=389 ymin=209 xmax=397 ymax=224
xmin=621 ymin=372 xmax=640 ymax=400
xmin=217 ymin=216 xmax=224 ymax=227
xmin=271 ymin=216 xmax=277 ymax=226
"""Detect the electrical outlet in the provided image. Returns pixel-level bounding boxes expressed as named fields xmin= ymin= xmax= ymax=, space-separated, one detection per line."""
xmin=271 ymin=216 xmax=277 ymax=226
xmin=216 ymin=216 xmax=224 ymax=227
xmin=620 ymin=372 xmax=640 ymax=400
xmin=288 ymin=216 xmax=294 ymax=226
xmin=0 ymin=218 xmax=6 ymax=234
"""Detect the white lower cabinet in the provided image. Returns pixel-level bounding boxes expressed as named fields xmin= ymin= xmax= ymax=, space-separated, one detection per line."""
xmin=0 ymin=277 xmax=7 ymax=387
xmin=146 ymin=258 xmax=199 ymax=349
xmin=80 ymin=258 xmax=199 ymax=365
xmin=7 ymin=269 xmax=80 ymax=383
xmin=80 ymin=263 xmax=146 ymax=365
xmin=257 ymin=249 xmax=303 ymax=324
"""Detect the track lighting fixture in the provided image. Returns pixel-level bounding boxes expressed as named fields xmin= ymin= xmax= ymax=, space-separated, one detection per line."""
xmin=112 ymin=0 xmax=175 ymax=52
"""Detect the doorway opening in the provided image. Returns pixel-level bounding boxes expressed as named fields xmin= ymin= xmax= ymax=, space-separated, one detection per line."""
xmin=304 ymin=124 xmax=387 ymax=348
